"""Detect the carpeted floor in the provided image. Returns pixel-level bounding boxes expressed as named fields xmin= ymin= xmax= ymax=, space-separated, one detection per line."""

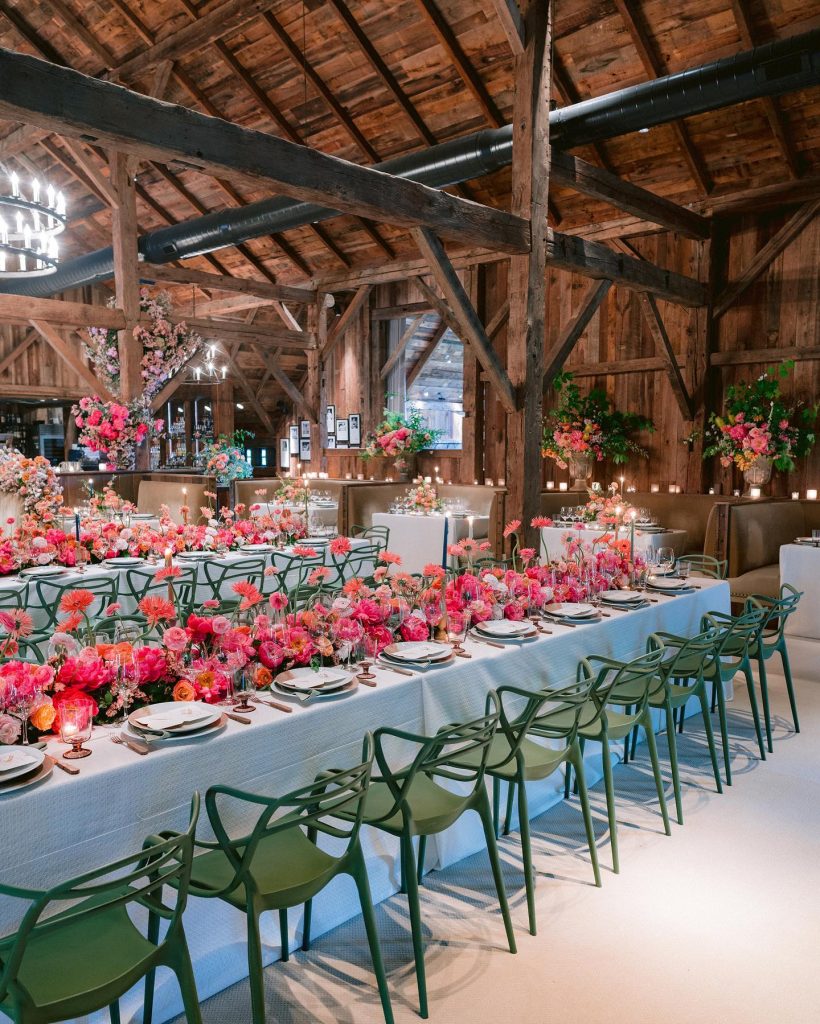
xmin=172 ymin=636 xmax=820 ymax=1024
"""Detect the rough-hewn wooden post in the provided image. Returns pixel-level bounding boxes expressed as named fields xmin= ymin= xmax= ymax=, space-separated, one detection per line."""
xmin=505 ymin=0 xmax=551 ymax=547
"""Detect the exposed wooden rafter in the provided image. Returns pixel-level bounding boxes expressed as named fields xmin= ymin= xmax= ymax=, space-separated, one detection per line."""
xmin=543 ymin=278 xmax=612 ymax=386
xmin=139 ymin=264 xmax=315 ymax=304
xmin=638 ymin=292 xmax=694 ymax=420
xmin=407 ymin=319 xmax=447 ymax=388
xmin=30 ymin=319 xmax=115 ymax=402
xmin=380 ymin=314 xmax=425 ymax=379
xmin=320 ymin=286 xmax=373 ymax=359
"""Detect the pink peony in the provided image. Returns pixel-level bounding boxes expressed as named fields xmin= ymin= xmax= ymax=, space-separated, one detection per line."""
xmin=400 ymin=614 xmax=429 ymax=642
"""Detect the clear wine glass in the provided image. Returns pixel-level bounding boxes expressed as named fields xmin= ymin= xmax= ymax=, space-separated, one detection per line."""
xmin=657 ymin=546 xmax=675 ymax=575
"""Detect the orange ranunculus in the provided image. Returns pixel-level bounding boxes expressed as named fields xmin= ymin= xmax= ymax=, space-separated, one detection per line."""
xmin=172 ymin=680 xmax=197 ymax=702
xmin=254 ymin=666 xmax=273 ymax=690
xmin=30 ymin=698 xmax=56 ymax=732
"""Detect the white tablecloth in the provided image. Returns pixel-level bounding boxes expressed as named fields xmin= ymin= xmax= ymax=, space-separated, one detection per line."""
xmin=371 ymin=513 xmax=490 ymax=575
xmin=0 ymin=579 xmax=729 ymax=1024
xmin=780 ymin=543 xmax=819 ymax=639
xmin=540 ymin=525 xmax=688 ymax=560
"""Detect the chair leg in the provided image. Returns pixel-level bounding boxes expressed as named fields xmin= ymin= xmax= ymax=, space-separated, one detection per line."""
xmin=477 ymin=792 xmax=517 ymax=955
xmin=246 ymin=910 xmax=267 ymax=1024
xmin=492 ymin=776 xmax=501 ymax=837
xmin=622 ymin=706 xmax=632 ymax=764
xmin=570 ymin=746 xmax=601 ymax=888
xmin=417 ymin=835 xmax=427 ymax=885
xmin=743 ymin=660 xmax=766 ymax=760
xmin=143 ymin=911 xmax=161 ymax=1024
xmin=712 ymin=674 xmax=732 ymax=786
xmin=698 ymin=687 xmax=723 ymax=793
xmin=400 ymin=830 xmax=428 ymax=1019
xmin=563 ymin=758 xmax=572 ymax=800
xmin=279 ymin=908 xmax=289 ymax=962
xmin=302 ymin=898 xmax=313 ymax=951
xmin=171 ymin=938 xmax=204 ymax=1024
xmin=780 ymin=642 xmax=800 ymax=733
xmin=352 ymin=852 xmax=395 ymax=1024
xmin=110 ymin=1002 xmax=121 ymax=1024
xmin=503 ymin=779 xmax=515 ymax=836
xmin=515 ymin=777 xmax=536 ymax=935
xmin=643 ymin=713 xmax=671 ymax=837
xmin=572 ymin=736 xmax=585 ymax=796
xmin=664 ymin=704 xmax=683 ymax=826
xmin=629 ymin=722 xmax=639 ymax=760
xmin=757 ymin=653 xmax=774 ymax=753
xmin=600 ymin=737 xmax=619 ymax=874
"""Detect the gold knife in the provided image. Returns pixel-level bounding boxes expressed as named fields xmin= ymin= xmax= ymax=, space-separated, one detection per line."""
xmin=55 ymin=759 xmax=80 ymax=775
xmin=225 ymin=711 xmax=252 ymax=725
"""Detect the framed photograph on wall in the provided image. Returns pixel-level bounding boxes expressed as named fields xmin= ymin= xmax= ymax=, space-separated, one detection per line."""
xmin=299 ymin=437 xmax=312 ymax=462
xmin=300 ymin=419 xmax=311 ymax=439
xmin=348 ymin=413 xmax=361 ymax=447
xmin=336 ymin=418 xmax=349 ymax=443
xmin=335 ymin=441 xmax=348 ymax=450
xmin=326 ymin=435 xmax=337 ymax=449
xmin=288 ymin=424 xmax=299 ymax=457
xmin=325 ymin=405 xmax=336 ymax=435
xmin=279 ymin=438 xmax=290 ymax=470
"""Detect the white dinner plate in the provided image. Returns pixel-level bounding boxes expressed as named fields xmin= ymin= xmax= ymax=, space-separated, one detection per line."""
xmin=647 ymin=576 xmax=688 ymax=590
xmin=0 ymin=745 xmax=44 ymax=782
xmin=239 ymin=544 xmax=276 ymax=553
xmin=129 ymin=701 xmax=221 ymax=734
xmin=545 ymin=602 xmax=597 ymax=619
xmin=275 ymin=666 xmax=353 ymax=693
xmin=104 ymin=557 xmax=144 ymax=567
xmin=131 ymin=513 xmax=155 ymax=520
xmin=0 ymin=755 xmax=53 ymax=794
xmin=600 ymin=590 xmax=644 ymax=604
xmin=20 ymin=565 xmax=66 ymax=578
xmin=383 ymin=641 xmax=451 ymax=663
xmin=475 ymin=619 xmax=535 ymax=638
xmin=304 ymin=537 xmax=330 ymax=546
xmin=272 ymin=678 xmax=358 ymax=701
xmin=176 ymin=551 xmax=212 ymax=560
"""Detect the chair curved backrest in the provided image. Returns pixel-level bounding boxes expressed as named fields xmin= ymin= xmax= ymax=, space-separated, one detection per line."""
xmin=351 ymin=525 xmax=389 ymax=552
xmin=677 ymin=554 xmax=727 ymax=579
xmin=0 ymin=636 xmax=45 ymax=664
xmin=200 ymin=557 xmax=266 ymax=606
xmin=744 ymin=583 xmax=802 ymax=653
xmin=647 ymin=626 xmax=721 ymax=683
xmin=330 ymin=543 xmax=380 ymax=586
xmin=32 ymin=575 xmax=117 ymax=633
xmin=369 ymin=694 xmax=501 ymax=826
xmin=0 ymin=586 xmax=24 ymax=611
xmin=492 ymin=679 xmax=593 ymax=771
xmin=0 ymin=794 xmax=200 ymax=1009
xmin=577 ymin=648 xmax=667 ymax=718
xmin=270 ymin=550 xmax=325 ymax=597
xmin=123 ymin=565 xmax=197 ymax=615
xmin=700 ymin=607 xmax=766 ymax=664
xmin=200 ymin=734 xmax=374 ymax=900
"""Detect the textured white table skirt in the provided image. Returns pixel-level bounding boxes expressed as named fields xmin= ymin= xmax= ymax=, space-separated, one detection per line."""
xmin=780 ymin=543 xmax=818 ymax=639
xmin=0 ymin=579 xmax=729 ymax=1023
xmin=371 ymin=513 xmax=490 ymax=575
xmin=540 ymin=526 xmax=688 ymax=561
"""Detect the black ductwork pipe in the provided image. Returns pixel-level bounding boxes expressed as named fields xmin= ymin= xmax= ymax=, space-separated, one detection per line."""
xmin=3 ymin=27 xmax=817 ymax=298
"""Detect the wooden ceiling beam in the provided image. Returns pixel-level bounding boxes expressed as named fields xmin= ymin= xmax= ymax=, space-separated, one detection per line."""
xmin=551 ymin=150 xmax=710 ymax=240
xmin=713 ymin=200 xmax=820 ymax=318
xmin=321 ymin=285 xmax=373 ymax=359
xmin=407 ymin=319 xmax=447 ymax=388
xmin=224 ymin=341 xmax=277 ymax=435
xmin=413 ymin=228 xmax=517 ymax=412
xmin=728 ymin=0 xmax=800 ymax=179
xmin=551 ymin=53 xmax=616 ymax=175
xmin=0 ymin=294 xmax=126 ymax=330
xmin=612 ymin=0 xmax=712 ymax=194
xmin=547 ymin=230 xmax=707 ymax=306
xmin=490 ymin=0 xmax=524 ymax=56
xmin=638 ymin=292 xmax=694 ymax=420
xmin=138 ymin=263 xmax=315 ymax=304
xmin=148 ymin=346 xmax=206 ymax=412
xmin=711 ymin=346 xmax=820 ymax=367
xmin=0 ymin=48 xmax=530 ymax=254
xmin=262 ymin=352 xmax=317 ymax=423
xmin=184 ymin=317 xmax=316 ymax=351
xmin=30 ymin=319 xmax=116 ymax=402
xmin=0 ymin=329 xmax=37 ymax=377
xmin=543 ymin=278 xmax=612 ymax=386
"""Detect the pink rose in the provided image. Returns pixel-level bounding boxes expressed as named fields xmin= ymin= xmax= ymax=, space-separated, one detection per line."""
xmin=257 ymin=641 xmax=285 ymax=670
xmin=211 ymin=616 xmax=231 ymax=635
xmin=0 ymin=712 xmax=21 ymax=744
xmin=162 ymin=626 xmax=189 ymax=652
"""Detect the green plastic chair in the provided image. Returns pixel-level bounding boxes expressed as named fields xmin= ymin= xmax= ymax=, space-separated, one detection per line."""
xmin=28 ymin=576 xmax=117 ymax=644
xmin=453 ymin=681 xmax=602 ymax=936
xmin=200 ymin=557 xmax=266 ymax=613
xmin=269 ymin=550 xmax=325 ymax=608
xmin=148 ymin=734 xmax=394 ymax=1024
xmin=640 ymin=627 xmax=725 ymax=824
xmin=350 ymin=525 xmax=390 ymax=553
xmin=699 ymin=606 xmax=768 ymax=776
xmin=327 ymin=543 xmax=381 ymax=588
xmin=0 ymin=586 xmax=25 ymax=611
xmin=0 ymin=795 xmax=201 ymax=1024
xmin=327 ymin=695 xmax=515 ymax=1019
xmin=676 ymin=554 xmax=727 ymax=579
xmin=0 ymin=637 xmax=45 ymax=664
xmin=742 ymin=584 xmax=803 ymax=748
xmin=563 ymin=648 xmax=670 ymax=874
xmin=123 ymin=565 xmax=197 ymax=619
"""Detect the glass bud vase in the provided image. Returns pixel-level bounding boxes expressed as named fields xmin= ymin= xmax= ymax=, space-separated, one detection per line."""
xmin=743 ymin=456 xmax=773 ymax=494
xmin=567 ymin=452 xmax=594 ymax=491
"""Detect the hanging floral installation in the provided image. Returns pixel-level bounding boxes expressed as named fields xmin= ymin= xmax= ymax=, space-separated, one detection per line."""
xmin=83 ymin=288 xmax=202 ymax=401
xmin=71 ymin=396 xmax=164 ymax=471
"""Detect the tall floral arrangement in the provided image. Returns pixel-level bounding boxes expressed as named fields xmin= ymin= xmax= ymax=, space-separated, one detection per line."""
xmin=703 ymin=360 xmax=817 ymax=472
xmin=71 ymin=396 xmax=164 ymax=470
xmin=84 ymin=289 xmax=202 ymax=401
xmin=203 ymin=431 xmax=254 ymax=485
xmin=542 ymin=372 xmax=653 ymax=467
xmin=362 ymin=409 xmax=441 ymax=461
xmin=406 ymin=479 xmax=443 ymax=513
xmin=0 ymin=448 xmax=63 ymax=520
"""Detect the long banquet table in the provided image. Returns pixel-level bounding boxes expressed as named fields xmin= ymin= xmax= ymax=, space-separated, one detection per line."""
xmin=0 ymin=578 xmax=729 ymax=1023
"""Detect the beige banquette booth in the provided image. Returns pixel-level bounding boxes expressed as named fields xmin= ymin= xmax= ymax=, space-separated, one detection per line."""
xmin=724 ymin=498 xmax=820 ymax=602
xmin=137 ymin=479 xmax=208 ymax=523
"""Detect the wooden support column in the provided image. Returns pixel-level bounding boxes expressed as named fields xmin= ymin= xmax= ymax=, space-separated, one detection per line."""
xmin=109 ymin=149 xmax=147 ymax=467
xmin=305 ymin=296 xmax=324 ymax=468
xmin=506 ymin=0 xmax=551 ymax=548
xmin=461 ymin=267 xmax=485 ymax=484
xmin=212 ymin=381 xmax=235 ymax=440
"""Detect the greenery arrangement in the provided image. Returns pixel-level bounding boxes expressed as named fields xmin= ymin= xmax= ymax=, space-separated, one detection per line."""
xmin=703 ymin=360 xmax=817 ymax=472
xmin=541 ymin=372 xmax=654 ymax=467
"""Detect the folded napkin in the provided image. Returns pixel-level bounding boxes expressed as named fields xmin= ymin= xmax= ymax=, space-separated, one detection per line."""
xmin=138 ymin=709 xmax=212 ymax=730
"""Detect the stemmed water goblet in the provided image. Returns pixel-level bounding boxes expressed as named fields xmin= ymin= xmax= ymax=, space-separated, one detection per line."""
xmin=232 ymin=666 xmax=256 ymax=713
xmin=356 ymin=633 xmax=379 ymax=680
xmin=447 ymin=608 xmax=469 ymax=656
